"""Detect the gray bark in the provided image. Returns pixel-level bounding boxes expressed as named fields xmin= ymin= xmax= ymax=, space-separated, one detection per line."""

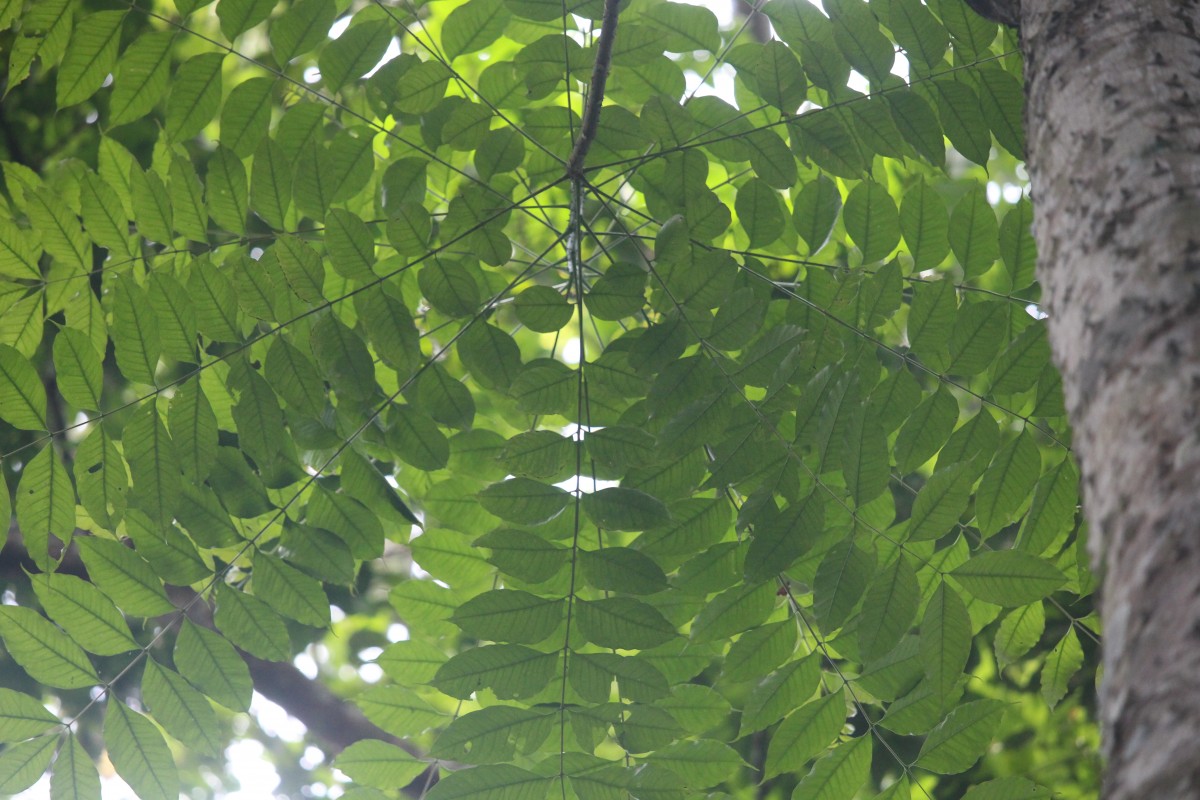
xmin=1015 ymin=1 xmax=1200 ymax=797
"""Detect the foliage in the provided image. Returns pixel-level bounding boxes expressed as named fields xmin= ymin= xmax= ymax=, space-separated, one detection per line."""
xmin=0 ymin=0 xmax=1101 ymax=797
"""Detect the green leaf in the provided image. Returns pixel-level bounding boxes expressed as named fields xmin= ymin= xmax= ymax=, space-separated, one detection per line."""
xmin=723 ymin=620 xmax=797 ymax=683
xmin=388 ymin=404 xmax=450 ymax=471
xmin=948 ymin=184 xmax=1000 ymax=278
xmin=56 ymin=10 xmax=124 ymax=106
xmin=320 ymin=19 xmax=393 ymax=93
xmin=50 ymin=734 xmax=101 ymax=800
xmin=1000 ymin=198 xmax=1037 ymax=291
xmin=899 ymin=180 xmax=950 ymax=271
xmin=220 ymin=77 xmax=274 ymax=158
xmin=812 ymin=540 xmax=876 ymax=632
xmin=419 ymin=260 xmax=480 ymax=318
xmin=897 ymin=387 xmax=959 ymax=473
xmin=582 ymin=487 xmax=671 ymax=531
xmin=0 ymin=606 xmax=96 ymax=689
xmin=918 ymin=699 xmax=1006 ymax=774
xmin=791 ymin=734 xmax=872 ymax=800
xmin=123 ymin=402 xmax=182 ymax=529
xmin=478 ymin=478 xmax=569 ymax=525
xmin=252 ymin=550 xmax=331 ymax=627
xmin=310 ymin=314 xmax=377 ymax=402
xmin=109 ymin=31 xmax=173 ymax=127
xmin=857 ymin=555 xmax=920 ymax=660
xmin=642 ymin=2 xmax=719 ymax=51
xmin=174 ymin=620 xmax=253 ymax=712
xmin=0 ymin=734 xmax=57 ymax=794
xmin=443 ymin=0 xmax=510 ymax=59
xmin=214 ymin=583 xmax=292 ymax=662
xmin=932 ymin=79 xmax=991 ymax=166
xmin=451 ymin=589 xmax=563 ymax=644
xmin=425 ymin=765 xmax=551 ymax=800
xmin=15 ymin=445 xmax=75 ymax=571
xmin=736 ymin=178 xmax=786 ymax=248
xmin=0 ymin=217 xmax=41 ymax=279
xmin=1017 ymin=458 xmax=1079 ymax=556
xmin=950 ymin=301 xmax=1008 ymax=376
xmin=907 ymin=461 xmax=975 ymax=542
xmin=324 ymin=208 xmax=378 ymax=283
xmin=920 ymin=583 xmax=972 ymax=705
xmin=76 ymin=536 xmax=174 ymax=617
xmin=355 ymin=685 xmax=446 ymax=737
xmin=886 ymin=0 xmax=947 ymax=67
xmin=962 ymin=778 xmax=1052 ymax=800
xmin=29 ymin=572 xmax=137 ymax=655
xmin=1041 ymin=628 xmax=1083 ymax=709
xmin=951 ymin=551 xmax=1066 ymax=607
xmin=457 ymin=323 xmax=523 ymax=390
xmin=217 ymin=0 xmax=275 ymax=38
xmin=977 ymin=66 xmax=1025 ymax=157
xmin=52 ymin=328 xmax=102 ymax=409
xmin=580 ymin=547 xmax=668 ymax=595
xmin=764 ymin=690 xmax=847 ymax=779
xmin=147 ymin=272 xmax=198 ymax=361
xmin=645 ymin=740 xmax=747 ymax=788
xmin=207 ymin=146 xmax=248 ymax=234
xmin=514 ymin=285 xmax=572 ymax=332
xmin=843 ymin=180 xmax=900 ymax=263
xmin=475 ymin=529 xmax=569 ymax=584
xmin=433 ymin=644 xmax=557 ymax=700
xmin=888 ymin=90 xmax=945 ymax=166
xmin=271 ymin=0 xmax=336 ymax=63
xmin=994 ymin=602 xmax=1044 ymax=667
xmin=975 ymin=431 xmax=1041 ymax=536
xmin=166 ymin=53 xmax=226 ymax=142
xmin=843 ymin=410 xmax=889 ymax=505
xmin=104 ymin=699 xmax=179 ymax=800
xmin=334 ymin=740 xmax=429 ymax=789
xmin=576 ymin=597 xmax=678 ymax=650
xmin=74 ymin=425 xmax=128 ymax=529
xmin=168 ymin=379 xmax=219 ymax=483
xmin=430 ymin=705 xmax=554 ymax=763
xmin=308 ymin=489 xmax=384 ymax=559
xmin=907 ymin=279 xmax=956 ymax=371
xmin=744 ymin=492 xmax=824 ymax=584
xmin=27 ymin=189 xmax=88 ymax=271
xmin=251 ymin=138 xmax=292 ymax=229
xmin=0 ymin=688 xmax=60 ymax=743
xmin=740 ymin=654 xmax=821 ymax=735
xmin=756 ymin=41 xmax=807 ymax=112
xmin=990 ymin=322 xmax=1049 ymax=396
xmin=0 ymin=344 xmax=46 ymax=429
xmin=690 ymin=582 xmax=777 ymax=644
xmin=110 ymin=275 xmax=161 ymax=386
xmin=141 ymin=659 xmax=223 ymax=757
xmin=80 ymin=172 xmax=132 ymax=258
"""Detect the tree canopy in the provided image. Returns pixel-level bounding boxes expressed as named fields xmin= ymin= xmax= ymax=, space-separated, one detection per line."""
xmin=0 ymin=0 xmax=1100 ymax=797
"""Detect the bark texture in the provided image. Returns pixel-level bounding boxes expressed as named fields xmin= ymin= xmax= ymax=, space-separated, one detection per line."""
xmin=1018 ymin=1 xmax=1200 ymax=797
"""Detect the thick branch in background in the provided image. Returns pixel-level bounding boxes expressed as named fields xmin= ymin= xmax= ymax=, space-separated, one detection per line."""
xmin=1018 ymin=1 xmax=1200 ymax=797
xmin=0 ymin=527 xmax=435 ymax=798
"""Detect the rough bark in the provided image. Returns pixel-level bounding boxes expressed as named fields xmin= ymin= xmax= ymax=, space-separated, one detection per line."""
xmin=1016 ymin=1 xmax=1200 ymax=797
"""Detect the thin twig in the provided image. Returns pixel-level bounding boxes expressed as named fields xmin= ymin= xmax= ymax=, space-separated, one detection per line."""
xmin=566 ymin=0 xmax=621 ymax=178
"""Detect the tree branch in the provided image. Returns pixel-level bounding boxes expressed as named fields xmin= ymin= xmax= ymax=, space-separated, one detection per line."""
xmin=0 ymin=527 xmax=437 ymax=797
xmin=566 ymin=0 xmax=621 ymax=178
xmin=964 ymin=0 xmax=1021 ymax=28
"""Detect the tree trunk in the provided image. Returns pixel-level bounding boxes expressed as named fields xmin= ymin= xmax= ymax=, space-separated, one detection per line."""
xmin=1001 ymin=1 xmax=1200 ymax=796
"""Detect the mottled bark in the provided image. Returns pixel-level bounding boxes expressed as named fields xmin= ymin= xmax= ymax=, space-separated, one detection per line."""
xmin=1016 ymin=1 xmax=1200 ymax=797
